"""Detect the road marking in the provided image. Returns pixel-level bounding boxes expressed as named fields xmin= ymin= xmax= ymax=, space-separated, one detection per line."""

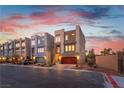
xmin=102 ymin=73 xmax=120 ymax=88
xmin=106 ymin=74 xmax=120 ymax=88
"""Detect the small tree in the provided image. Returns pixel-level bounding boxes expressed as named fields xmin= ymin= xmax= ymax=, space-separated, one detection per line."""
xmin=86 ymin=49 xmax=96 ymax=67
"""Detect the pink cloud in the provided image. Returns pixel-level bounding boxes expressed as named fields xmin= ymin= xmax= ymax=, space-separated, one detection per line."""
xmin=8 ymin=14 xmax=26 ymax=20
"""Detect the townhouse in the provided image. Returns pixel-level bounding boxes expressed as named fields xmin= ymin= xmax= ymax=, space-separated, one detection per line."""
xmin=0 ymin=44 xmax=4 ymax=62
xmin=31 ymin=32 xmax=54 ymax=65
xmin=54 ymin=25 xmax=86 ymax=66
xmin=13 ymin=37 xmax=31 ymax=63
xmin=0 ymin=25 xmax=85 ymax=66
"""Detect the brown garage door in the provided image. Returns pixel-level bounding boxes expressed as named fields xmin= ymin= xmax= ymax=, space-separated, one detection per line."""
xmin=61 ymin=57 xmax=77 ymax=64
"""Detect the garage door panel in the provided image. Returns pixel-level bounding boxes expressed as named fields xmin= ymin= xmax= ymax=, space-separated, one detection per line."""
xmin=61 ymin=57 xmax=77 ymax=64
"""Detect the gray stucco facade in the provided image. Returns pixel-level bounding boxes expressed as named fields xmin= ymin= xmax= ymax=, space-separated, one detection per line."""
xmin=31 ymin=32 xmax=54 ymax=64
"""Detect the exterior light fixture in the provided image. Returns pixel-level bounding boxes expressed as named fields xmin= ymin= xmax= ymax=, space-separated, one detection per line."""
xmin=3 ymin=57 xmax=6 ymax=61
xmin=13 ymin=57 xmax=15 ymax=60
xmin=0 ymin=57 xmax=1 ymax=60
xmin=44 ymin=56 xmax=47 ymax=60
xmin=76 ymin=55 xmax=80 ymax=60
xmin=33 ymin=56 xmax=36 ymax=60
xmin=20 ymin=56 xmax=23 ymax=60
xmin=58 ymin=55 xmax=62 ymax=61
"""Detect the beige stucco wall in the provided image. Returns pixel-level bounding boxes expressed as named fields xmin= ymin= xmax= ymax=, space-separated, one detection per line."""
xmin=96 ymin=55 xmax=118 ymax=72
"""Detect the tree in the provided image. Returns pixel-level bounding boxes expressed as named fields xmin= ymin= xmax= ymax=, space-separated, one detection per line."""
xmin=100 ymin=48 xmax=114 ymax=55
xmin=86 ymin=49 xmax=96 ymax=67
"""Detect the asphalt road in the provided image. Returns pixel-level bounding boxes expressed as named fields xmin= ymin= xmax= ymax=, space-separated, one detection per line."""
xmin=0 ymin=64 xmax=106 ymax=88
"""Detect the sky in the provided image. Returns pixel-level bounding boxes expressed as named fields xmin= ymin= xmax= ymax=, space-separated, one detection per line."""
xmin=0 ymin=5 xmax=124 ymax=54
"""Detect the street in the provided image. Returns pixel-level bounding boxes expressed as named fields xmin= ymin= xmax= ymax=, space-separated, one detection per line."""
xmin=0 ymin=64 xmax=106 ymax=88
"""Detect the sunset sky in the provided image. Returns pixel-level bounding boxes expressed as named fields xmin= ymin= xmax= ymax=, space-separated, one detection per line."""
xmin=0 ymin=5 xmax=124 ymax=54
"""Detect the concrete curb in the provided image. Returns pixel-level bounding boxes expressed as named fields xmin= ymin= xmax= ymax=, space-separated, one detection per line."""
xmin=102 ymin=73 xmax=120 ymax=88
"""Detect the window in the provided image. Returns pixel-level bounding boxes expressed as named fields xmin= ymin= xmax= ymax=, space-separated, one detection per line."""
xmin=65 ymin=45 xmax=68 ymax=52
xmin=56 ymin=46 xmax=60 ymax=53
xmin=22 ymin=42 xmax=25 ymax=47
xmin=42 ymin=38 xmax=44 ymax=41
xmin=65 ymin=35 xmax=68 ymax=40
xmin=0 ymin=47 xmax=3 ymax=50
xmin=72 ymin=33 xmax=75 ymax=35
xmin=4 ymin=45 xmax=7 ymax=49
xmin=16 ymin=43 xmax=19 ymax=47
xmin=69 ymin=45 xmax=71 ymax=51
xmin=38 ymin=47 xmax=44 ymax=53
xmin=55 ymin=36 xmax=60 ymax=42
xmin=72 ymin=45 xmax=75 ymax=51
xmin=9 ymin=45 xmax=12 ymax=49
xmin=38 ymin=39 xmax=41 ymax=45
xmin=41 ymin=33 xmax=45 ymax=36
xmin=31 ymin=40 xmax=35 ymax=46
xmin=65 ymin=44 xmax=75 ymax=52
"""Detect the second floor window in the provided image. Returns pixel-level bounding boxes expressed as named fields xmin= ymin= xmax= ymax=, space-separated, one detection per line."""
xmin=38 ymin=39 xmax=41 ymax=45
xmin=55 ymin=36 xmax=60 ymax=43
xmin=4 ymin=45 xmax=8 ymax=49
xmin=31 ymin=40 xmax=35 ymax=46
xmin=56 ymin=46 xmax=60 ymax=53
xmin=22 ymin=42 xmax=25 ymax=47
xmin=16 ymin=43 xmax=19 ymax=47
xmin=38 ymin=47 xmax=44 ymax=53
xmin=65 ymin=44 xmax=75 ymax=52
xmin=0 ymin=47 xmax=3 ymax=50
xmin=65 ymin=35 xmax=68 ymax=40
xmin=9 ymin=45 xmax=12 ymax=49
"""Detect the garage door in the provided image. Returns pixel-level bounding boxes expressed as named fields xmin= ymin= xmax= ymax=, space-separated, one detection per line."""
xmin=61 ymin=57 xmax=77 ymax=64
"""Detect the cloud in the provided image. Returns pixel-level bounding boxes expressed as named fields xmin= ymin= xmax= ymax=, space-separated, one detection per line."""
xmin=89 ymin=24 xmax=113 ymax=28
xmin=8 ymin=14 xmax=26 ymax=20
xmin=76 ymin=6 xmax=110 ymax=19
xmin=109 ymin=30 xmax=122 ymax=34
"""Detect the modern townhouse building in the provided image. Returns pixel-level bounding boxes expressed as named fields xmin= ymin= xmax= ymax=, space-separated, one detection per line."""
xmin=3 ymin=42 xmax=9 ymax=62
xmin=13 ymin=37 xmax=31 ymax=63
xmin=54 ymin=25 xmax=85 ymax=66
xmin=31 ymin=32 xmax=54 ymax=65
xmin=0 ymin=44 xmax=4 ymax=56
xmin=0 ymin=44 xmax=4 ymax=62
xmin=7 ymin=40 xmax=14 ymax=62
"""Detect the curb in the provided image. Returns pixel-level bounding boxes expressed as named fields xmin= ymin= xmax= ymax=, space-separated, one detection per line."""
xmin=104 ymin=73 xmax=120 ymax=88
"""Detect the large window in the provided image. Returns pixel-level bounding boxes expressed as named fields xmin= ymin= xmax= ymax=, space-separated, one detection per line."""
xmin=38 ymin=47 xmax=44 ymax=53
xmin=22 ymin=42 xmax=25 ymax=47
xmin=9 ymin=45 xmax=12 ymax=49
xmin=38 ymin=39 xmax=41 ymax=45
xmin=0 ymin=47 xmax=3 ymax=50
xmin=56 ymin=46 xmax=60 ymax=53
xmin=16 ymin=43 xmax=20 ymax=47
xmin=65 ymin=44 xmax=75 ymax=52
xmin=55 ymin=36 xmax=60 ymax=42
xmin=4 ymin=45 xmax=7 ymax=49
xmin=65 ymin=35 xmax=68 ymax=40
xmin=31 ymin=40 xmax=35 ymax=46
